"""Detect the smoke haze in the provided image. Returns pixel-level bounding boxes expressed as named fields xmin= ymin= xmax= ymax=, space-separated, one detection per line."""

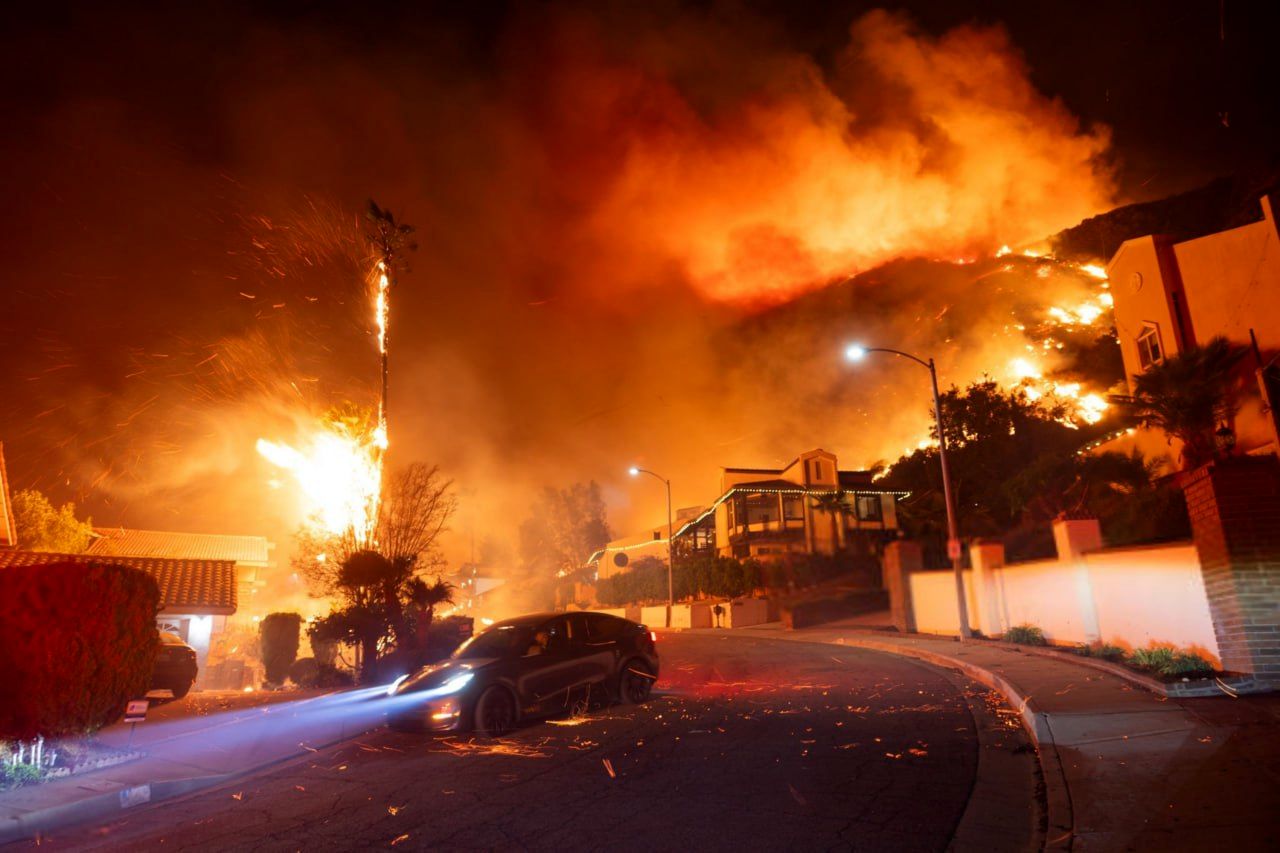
xmin=0 ymin=4 xmax=1116 ymax=589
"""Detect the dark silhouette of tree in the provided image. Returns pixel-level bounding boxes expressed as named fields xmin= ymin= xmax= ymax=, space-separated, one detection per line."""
xmin=518 ymin=481 xmax=611 ymax=576
xmin=1121 ymin=336 xmax=1247 ymax=469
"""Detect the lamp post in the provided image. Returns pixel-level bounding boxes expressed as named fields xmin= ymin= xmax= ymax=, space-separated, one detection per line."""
xmin=629 ymin=466 xmax=674 ymax=628
xmin=845 ymin=344 xmax=972 ymax=640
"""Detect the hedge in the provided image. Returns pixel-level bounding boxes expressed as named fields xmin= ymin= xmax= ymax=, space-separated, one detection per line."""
xmin=0 ymin=561 xmax=160 ymax=740
xmin=595 ymin=552 xmax=879 ymax=607
xmin=260 ymin=612 xmax=303 ymax=686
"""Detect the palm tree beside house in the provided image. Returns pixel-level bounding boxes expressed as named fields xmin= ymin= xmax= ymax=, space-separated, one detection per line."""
xmin=408 ymin=577 xmax=455 ymax=655
xmin=1123 ymin=336 xmax=1247 ymax=469
xmin=810 ymin=490 xmax=852 ymax=553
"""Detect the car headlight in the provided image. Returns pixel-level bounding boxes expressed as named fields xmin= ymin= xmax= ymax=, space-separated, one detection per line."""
xmin=387 ymin=674 xmax=411 ymax=697
xmin=427 ymin=672 xmax=474 ymax=697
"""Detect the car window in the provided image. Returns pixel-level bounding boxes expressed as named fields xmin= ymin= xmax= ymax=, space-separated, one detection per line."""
xmin=566 ymin=613 xmax=591 ymax=645
xmin=453 ymin=624 xmax=534 ymax=660
xmin=542 ymin=617 xmax=572 ymax=653
xmin=585 ymin=613 xmax=626 ymax=641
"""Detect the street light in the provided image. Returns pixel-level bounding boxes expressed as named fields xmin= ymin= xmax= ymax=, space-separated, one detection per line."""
xmin=845 ymin=343 xmax=972 ymax=640
xmin=628 ymin=465 xmax=674 ymax=628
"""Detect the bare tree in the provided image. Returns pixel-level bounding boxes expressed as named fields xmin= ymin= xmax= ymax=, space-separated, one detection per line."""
xmin=294 ymin=462 xmax=456 ymax=596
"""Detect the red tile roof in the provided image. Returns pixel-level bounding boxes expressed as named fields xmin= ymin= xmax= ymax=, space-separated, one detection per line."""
xmin=87 ymin=527 xmax=270 ymax=564
xmin=0 ymin=550 xmax=237 ymax=614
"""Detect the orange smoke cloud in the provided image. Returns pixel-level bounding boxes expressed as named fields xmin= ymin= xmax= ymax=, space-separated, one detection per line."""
xmin=580 ymin=10 xmax=1113 ymax=305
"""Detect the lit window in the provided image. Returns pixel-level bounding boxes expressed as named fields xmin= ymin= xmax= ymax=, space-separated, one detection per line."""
xmin=1137 ymin=323 xmax=1163 ymax=370
xmin=856 ymin=495 xmax=883 ymax=522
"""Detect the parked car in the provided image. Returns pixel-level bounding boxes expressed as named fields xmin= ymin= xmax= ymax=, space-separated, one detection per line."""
xmin=149 ymin=631 xmax=198 ymax=701
xmin=388 ymin=611 xmax=659 ymax=736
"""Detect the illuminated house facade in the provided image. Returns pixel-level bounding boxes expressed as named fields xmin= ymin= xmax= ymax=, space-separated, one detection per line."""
xmin=1104 ymin=194 xmax=1280 ymax=462
xmin=591 ymin=449 xmax=905 ymax=572
xmin=708 ymin=449 xmax=904 ymax=561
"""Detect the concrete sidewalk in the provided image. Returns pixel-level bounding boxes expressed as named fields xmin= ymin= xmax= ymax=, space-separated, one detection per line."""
xmin=0 ymin=686 xmax=391 ymax=844
xmin=729 ymin=620 xmax=1280 ymax=852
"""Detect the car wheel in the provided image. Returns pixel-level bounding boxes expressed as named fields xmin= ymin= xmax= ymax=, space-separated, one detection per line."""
xmin=618 ymin=659 xmax=655 ymax=704
xmin=171 ymin=680 xmax=193 ymax=700
xmin=474 ymin=686 xmax=517 ymax=737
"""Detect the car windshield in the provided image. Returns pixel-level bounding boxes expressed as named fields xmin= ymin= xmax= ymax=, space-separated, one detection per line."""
xmin=452 ymin=624 xmax=535 ymax=660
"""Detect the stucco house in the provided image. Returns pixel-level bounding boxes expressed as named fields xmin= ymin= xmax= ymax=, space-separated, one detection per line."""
xmin=1102 ymin=193 xmax=1280 ymax=464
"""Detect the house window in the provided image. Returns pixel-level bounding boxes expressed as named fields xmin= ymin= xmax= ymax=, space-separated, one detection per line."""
xmin=782 ymin=495 xmax=804 ymax=520
xmin=1137 ymin=323 xmax=1163 ymax=370
xmin=808 ymin=460 xmax=824 ymax=482
xmin=855 ymin=494 xmax=883 ymax=522
xmin=745 ymin=493 xmax=775 ymax=525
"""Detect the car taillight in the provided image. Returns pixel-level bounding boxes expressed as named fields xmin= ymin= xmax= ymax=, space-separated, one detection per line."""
xmin=649 ymin=631 xmax=658 ymax=643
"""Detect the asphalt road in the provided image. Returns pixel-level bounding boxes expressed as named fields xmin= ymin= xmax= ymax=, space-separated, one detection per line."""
xmin=33 ymin=633 xmax=1034 ymax=852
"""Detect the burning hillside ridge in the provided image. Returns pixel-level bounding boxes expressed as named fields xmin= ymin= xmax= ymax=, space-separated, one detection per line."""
xmin=547 ymin=8 xmax=1114 ymax=305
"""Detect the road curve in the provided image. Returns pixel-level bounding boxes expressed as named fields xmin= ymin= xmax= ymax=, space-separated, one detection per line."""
xmin=32 ymin=633 xmax=1032 ymax=852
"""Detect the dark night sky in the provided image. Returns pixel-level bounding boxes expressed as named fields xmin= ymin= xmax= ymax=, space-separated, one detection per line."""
xmin=0 ymin=0 xmax=1276 ymax=552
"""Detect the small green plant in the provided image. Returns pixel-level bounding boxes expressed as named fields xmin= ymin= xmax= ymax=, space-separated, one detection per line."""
xmin=0 ymin=762 xmax=43 ymax=790
xmin=1004 ymin=624 xmax=1047 ymax=646
xmin=1129 ymin=646 xmax=1175 ymax=672
xmin=1077 ymin=642 xmax=1126 ymax=662
xmin=1128 ymin=646 xmax=1215 ymax=678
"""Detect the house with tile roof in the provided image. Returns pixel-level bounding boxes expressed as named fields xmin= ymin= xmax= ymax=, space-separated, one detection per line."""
xmin=86 ymin=526 xmax=272 ymax=619
xmin=0 ymin=549 xmax=237 ymax=677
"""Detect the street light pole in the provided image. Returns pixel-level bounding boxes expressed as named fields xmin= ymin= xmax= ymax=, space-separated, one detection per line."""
xmin=845 ymin=345 xmax=972 ymax=640
xmin=629 ymin=466 xmax=675 ymax=628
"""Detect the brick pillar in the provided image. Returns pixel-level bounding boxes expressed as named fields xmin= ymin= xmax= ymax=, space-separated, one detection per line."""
xmin=1182 ymin=457 xmax=1280 ymax=683
xmin=883 ymin=540 xmax=922 ymax=633
xmin=1052 ymin=515 xmax=1103 ymax=643
xmin=969 ymin=539 xmax=1005 ymax=637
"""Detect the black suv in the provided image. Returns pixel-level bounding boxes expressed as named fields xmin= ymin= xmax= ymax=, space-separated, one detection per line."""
xmin=149 ymin=631 xmax=198 ymax=701
xmin=388 ymin=611 xmax=659 ymax=736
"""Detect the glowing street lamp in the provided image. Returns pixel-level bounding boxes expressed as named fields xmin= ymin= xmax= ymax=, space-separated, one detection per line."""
xmin=845 ymin=343 xmax=972 ymax=640
xmin=628 ymin=465 xmax=674 ymax=627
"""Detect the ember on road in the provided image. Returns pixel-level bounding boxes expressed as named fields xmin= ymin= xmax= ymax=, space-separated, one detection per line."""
xmin=28 ymin=634 xmax=1037 ymax=851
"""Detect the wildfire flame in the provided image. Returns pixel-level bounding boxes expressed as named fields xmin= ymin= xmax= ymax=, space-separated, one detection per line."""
xmin=376 ymin=261 xmax=390 ymax=357
xmin=256 ymin=422 xmax=384 ymax=537
xmin=257 ymin=260 xmax=392 ymax=539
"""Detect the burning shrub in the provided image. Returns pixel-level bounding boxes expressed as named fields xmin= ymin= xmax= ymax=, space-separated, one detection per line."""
xmin=0 ymin=561 xmax=159 ymax=740
xmin=259 ymin=612 xmax=303 ymax=687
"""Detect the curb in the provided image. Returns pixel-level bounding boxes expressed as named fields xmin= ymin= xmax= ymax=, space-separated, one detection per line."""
xmin=0 ymin=719 xmax=378 ymax=846
xmin=956 ymin=638 xmax=1266 ymax=698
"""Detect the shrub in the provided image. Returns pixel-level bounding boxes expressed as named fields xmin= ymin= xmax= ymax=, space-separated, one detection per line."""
xmin=310 ymin=635 xmax=338 ymax=667
xmin=0 ymin=762 xmax=43 ymax=791
xmin=0 ymin=561 xmax=160 ymax=740
xmin=1078 ymin=643 xmax=1126 ymax=662
xmin=287 ymin=656 xmax=320 ymax=687
xmin=259 ymin=612 xmax=303 ymax=687
xmin=1129 ymin=646 xmax=1214 ymax=677
xmin=1004 ymin=624 xmax=1047 ymax=646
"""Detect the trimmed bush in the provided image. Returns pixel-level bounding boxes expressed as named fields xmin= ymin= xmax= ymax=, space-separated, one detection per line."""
xmin=0 ymin=561 xmax=160 ymax=740
xmin=1004 ymin=624 xmax=1047 ymax=646
xmin=259 ymin=612 xmax=303 ymax=687
xmin=287 ymin=656 xmax=320 ymax=687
